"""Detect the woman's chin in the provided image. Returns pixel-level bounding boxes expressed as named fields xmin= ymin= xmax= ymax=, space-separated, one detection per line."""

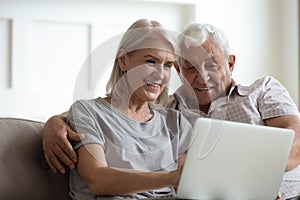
xmin=144 ymin=93 xmax=160 ymax=102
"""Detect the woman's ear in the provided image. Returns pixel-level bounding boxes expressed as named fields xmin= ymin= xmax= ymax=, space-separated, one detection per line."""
xmin=117 ymin=49 xmax=127 ymax=70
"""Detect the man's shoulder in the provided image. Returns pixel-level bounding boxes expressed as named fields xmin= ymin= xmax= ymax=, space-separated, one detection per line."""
xmin=236 ymin=76 xmax=282 ymax=90
xmin=250 ymin=76 xmax=280 ymax=86
xmin=248 ymin=76 xmax=287 ymax=92
xmin=232 ymin=76 xmax=284 ymax=97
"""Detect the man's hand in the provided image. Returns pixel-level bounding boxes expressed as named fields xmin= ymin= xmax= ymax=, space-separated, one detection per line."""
xmin=42 ymin=115 xmax=84 ymax=174
xmin=276 ymin=193 xmax=281 ymax=200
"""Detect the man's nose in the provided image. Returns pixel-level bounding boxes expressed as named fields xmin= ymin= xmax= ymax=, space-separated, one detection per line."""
xmin=196 ymin=67 xmax=209 ymax=83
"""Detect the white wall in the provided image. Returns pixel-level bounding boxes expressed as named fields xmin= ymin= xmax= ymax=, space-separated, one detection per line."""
xmin=0 ymin=0 xmax=195 ymax=121
xmin=281 ymin=0 xmax=299 ymax=107
xmin=195 ymin=0 xmax=299 ymax=106
xmin=0 ymin=0 xmax=299 ymax=121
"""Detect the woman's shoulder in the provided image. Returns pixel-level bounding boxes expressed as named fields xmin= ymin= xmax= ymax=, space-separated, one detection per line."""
xmin=73 ymin=97 xmax=108 ymax=106
xmin=70 ymin=97 xmax=109 ymax=115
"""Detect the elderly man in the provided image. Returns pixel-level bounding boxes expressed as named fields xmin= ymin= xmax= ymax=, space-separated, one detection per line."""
xmin=170 ymin=23 xmax=300 ymax=200
xmin=43 ymin=23 xmax=300 ymax=200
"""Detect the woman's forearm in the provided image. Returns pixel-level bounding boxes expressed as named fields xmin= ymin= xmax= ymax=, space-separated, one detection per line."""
xmin=76 ymin=144 xmax=180 ymax=196
xmin=83 ymin=166 xmax=178 ymax=196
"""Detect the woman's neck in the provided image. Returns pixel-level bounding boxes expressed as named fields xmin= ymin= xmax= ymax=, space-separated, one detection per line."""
xmin=105 ymin=96 xmax=153 ymax=122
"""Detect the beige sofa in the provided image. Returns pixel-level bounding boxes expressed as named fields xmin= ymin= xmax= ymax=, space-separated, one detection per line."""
xmin=0 ymin=118 xmax=69 ymax=199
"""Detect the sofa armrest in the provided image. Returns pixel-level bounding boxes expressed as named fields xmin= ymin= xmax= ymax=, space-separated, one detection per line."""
xmin=0 ymin=118 xmax=69 ymax=199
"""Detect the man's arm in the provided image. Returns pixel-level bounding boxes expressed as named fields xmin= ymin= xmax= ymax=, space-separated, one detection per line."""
xmin=42 ymin=113 xmax=84 ymax=174
xmin=265 ymin=115 xmax=300 ymax=171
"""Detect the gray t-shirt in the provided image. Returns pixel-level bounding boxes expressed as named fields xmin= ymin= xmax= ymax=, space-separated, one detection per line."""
xmin=67 ymin=97 xmax=192 ymax=200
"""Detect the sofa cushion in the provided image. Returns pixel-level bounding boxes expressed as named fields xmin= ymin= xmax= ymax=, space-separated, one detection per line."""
xmin=0 ymin=118 xmax=69 ymax=199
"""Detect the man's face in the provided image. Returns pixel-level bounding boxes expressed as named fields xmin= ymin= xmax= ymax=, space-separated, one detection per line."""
xmin=178 ymin=37 xmax=235 ymax=108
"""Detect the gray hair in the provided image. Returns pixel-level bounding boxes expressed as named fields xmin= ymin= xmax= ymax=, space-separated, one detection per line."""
xmin=178 ymin=23 xmax=231 ymax=59
xmin=106 ymin=19 xmax=177 ymax=106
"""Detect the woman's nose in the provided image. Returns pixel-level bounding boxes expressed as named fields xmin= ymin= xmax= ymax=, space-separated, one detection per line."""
xmin=154 ymin=64 xmax=164 ymax=79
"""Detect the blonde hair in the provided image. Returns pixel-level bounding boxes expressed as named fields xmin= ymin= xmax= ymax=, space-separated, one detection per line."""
xmin=106 ymin=19 xmax=177 ymax=106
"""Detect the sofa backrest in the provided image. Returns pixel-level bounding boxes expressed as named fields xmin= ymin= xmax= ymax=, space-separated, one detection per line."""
xmin=0 ymin=118 xmax=69 ymax=199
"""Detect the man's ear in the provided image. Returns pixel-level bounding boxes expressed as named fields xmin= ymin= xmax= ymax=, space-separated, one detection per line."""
xmin=228 ymin=55 xmax=236 ymax=73
xmin=117 ymin=49 xmax=127 ymax=70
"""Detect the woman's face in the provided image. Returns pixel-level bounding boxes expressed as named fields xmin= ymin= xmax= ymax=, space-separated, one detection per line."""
xmin=122 ymin=46 xmax=175 ymax=103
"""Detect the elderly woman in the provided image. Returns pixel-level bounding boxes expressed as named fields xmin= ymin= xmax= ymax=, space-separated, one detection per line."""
xmin=67 ymin=19 xmax=192 ymax=199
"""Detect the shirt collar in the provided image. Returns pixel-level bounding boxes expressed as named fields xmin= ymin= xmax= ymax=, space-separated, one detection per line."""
xmin=174 ymin=79 xmax=250 ymax=113
xmin=229 ymin=79 xmax=250 ymax=97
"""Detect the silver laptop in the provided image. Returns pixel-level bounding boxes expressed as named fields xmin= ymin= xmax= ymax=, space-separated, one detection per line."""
xmin=176 ymin=118 xmax=294 ymax=200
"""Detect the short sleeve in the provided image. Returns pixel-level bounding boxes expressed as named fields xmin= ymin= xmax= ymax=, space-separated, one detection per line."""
xmin=67 ymin=100 xmax=105 ymax=150
xmin=259 ymin=76 xmax=299 ymax=120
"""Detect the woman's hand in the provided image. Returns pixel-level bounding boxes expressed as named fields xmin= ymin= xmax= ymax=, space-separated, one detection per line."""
xmin=170 ymin=153 xmax=187 ymax=189
xmin=42 ymin=115 xmax=84 ymax=174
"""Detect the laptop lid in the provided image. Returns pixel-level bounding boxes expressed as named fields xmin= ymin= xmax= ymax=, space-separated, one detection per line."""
xmin=177 ymin=118 xmax=294 ymax=200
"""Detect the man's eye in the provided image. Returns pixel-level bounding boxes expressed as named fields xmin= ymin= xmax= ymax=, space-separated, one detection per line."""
xmin=164 ymin=63 xmax=173 ymax=69
xmin=205 ymin=64 xmax=218 ymax=70
xmin=183 ymin=66 xmax=197 ymax=73
xmin=146 ymin=60 xmax=156 ymax=65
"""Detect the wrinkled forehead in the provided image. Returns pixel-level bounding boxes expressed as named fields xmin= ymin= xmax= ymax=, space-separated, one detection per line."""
xmin=181 ymin=45 xmax=210 ymax=62
xmin=180 ymin=38 xmax=224 ymax=64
